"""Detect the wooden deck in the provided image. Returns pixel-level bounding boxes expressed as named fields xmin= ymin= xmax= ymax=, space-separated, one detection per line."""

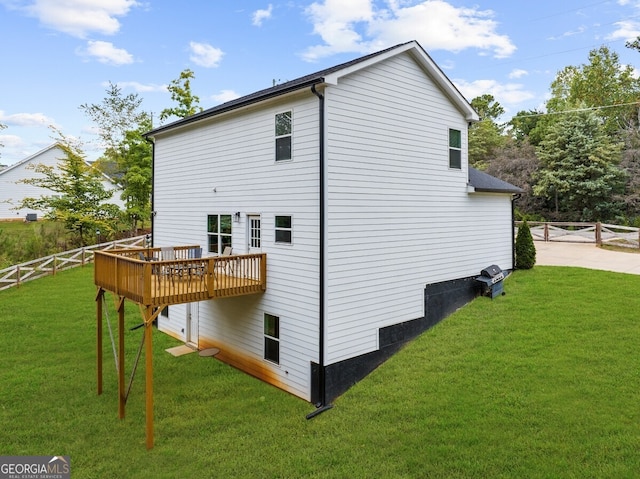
xmin=94 ymin=246 xmax=266 ymax=306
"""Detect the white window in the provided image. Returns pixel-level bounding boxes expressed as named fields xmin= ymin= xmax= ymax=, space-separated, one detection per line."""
xmin=275 ymin=111 xmax=292 ymax=161
xmin=207 ymin=214 xmax=232 ymax=254
xmin=264 ymin=313 xmax=280 ymax=364
xmin=275 ymin=215 xmax=292 ymax=244
xmin=449 ymin=128 xmax=462 ymax=169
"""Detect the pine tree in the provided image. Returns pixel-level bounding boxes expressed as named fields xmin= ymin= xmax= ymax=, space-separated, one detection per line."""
xmin=515 ymin=221 xmax=536 ymax=270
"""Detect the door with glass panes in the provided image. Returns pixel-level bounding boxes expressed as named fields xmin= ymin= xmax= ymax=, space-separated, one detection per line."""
xmin=247 ymin=215 xmax=261 ymax=279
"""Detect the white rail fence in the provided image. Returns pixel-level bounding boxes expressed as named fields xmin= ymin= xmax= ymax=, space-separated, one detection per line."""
xmin=0 ymin=235 xmax=146 ymax=291
xmin=516 ymin=222 xmax=640 ymax=249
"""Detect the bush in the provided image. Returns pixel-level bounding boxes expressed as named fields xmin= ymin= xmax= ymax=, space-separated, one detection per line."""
xmin=515 ymin=220 xmax=536 ymax=269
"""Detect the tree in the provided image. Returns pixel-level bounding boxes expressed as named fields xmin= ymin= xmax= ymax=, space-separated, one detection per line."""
xmin=533 ymin=111 xmax=627 ymax=221
xmin=509 ymin=110 xmax=555 ymax=146
xmin=17 ymin=132 xmax=121 ymax=246
xmin=0 ymin=122 xmax=6 ymax=158
xmin=117 ymin=114 xmax=153 ymax=234
xmin=515 ymin=221 xmax=536 ymax=269
xmin=485 ymin=138 xmax=544 ymax=219
xmin=159 ymin=69 xmax=204 ymax=121
xmin=547 ymin=46 xmax=640 ymax=134
xmin=471 ymin=94 xmax=505 ymax=122
xmin=80 ymin=81 xmax=147 ymax=154
xmin=80 ymin=83 xmax=153 ymax=232
xmin=468 ymin=95 xmax=506 ymax=169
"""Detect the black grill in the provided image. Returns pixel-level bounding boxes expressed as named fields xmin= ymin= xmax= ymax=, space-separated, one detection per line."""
xmin=476 ymin=264 xmax=505 ymax=298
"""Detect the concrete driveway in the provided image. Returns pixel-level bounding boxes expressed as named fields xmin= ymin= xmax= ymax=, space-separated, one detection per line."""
xmin=534 ymin=241 xmax=640 ymax=275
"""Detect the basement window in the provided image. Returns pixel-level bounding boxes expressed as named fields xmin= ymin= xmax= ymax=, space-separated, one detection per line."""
xmin=264 ymin=313 xmax=280 ymax=364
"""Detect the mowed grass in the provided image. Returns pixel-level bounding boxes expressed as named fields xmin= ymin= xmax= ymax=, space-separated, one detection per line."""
xmin=0 ymin=265 xmax=639 ymax=478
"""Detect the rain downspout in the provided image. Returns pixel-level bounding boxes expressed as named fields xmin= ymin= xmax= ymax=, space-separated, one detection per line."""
xmin=511 ymin=193 xmax=522 ymax=271
xmin=145 ymin=136 xmax=156 ymax=248
xmin=307 ymin=82 xmax=333 ymax=419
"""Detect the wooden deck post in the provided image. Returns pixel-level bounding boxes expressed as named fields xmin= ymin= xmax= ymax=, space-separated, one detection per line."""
xmin=145 ymin=305 xmax=154 ymax=450
xmin=96 ymin=288 xmax=103 ymax=395
xmin=117 ymin=296 xmax=126 ymax=419
xmin=596 ymin=222 xmax=602 ymax=246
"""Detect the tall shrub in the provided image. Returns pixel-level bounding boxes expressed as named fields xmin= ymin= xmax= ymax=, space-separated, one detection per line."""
xmin=516 ymin=220 xmax=536 ymax=269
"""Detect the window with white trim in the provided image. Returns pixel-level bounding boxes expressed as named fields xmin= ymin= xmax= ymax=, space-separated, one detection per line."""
xmin=207 ymin=214 xmax=232 ymax=254
xmin=449 ymin=128 xmax=462 ymax=169
xmin=275 ymin=215 xmax=292 ymax=244
xmin=264 ymin=313 xmax=280 ymax=364
xmin=275 ymin=111 xmax=292 ymax=161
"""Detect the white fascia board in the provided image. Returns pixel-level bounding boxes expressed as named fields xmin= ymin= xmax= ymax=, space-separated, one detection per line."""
xmin=324 ymin=41 xmax=479 ymax=122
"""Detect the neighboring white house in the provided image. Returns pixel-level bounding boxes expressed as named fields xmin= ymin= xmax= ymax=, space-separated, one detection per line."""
xmin=145 ymin=41 xmax=522 ymax=406
xmin=0 ymin=143 xmax=125 ymax=220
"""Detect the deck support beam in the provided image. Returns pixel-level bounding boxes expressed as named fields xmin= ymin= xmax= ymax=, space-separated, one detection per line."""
xmin=96 ymin=288 xmax=104 ymax=395
xmin=144 ymin=305 xmax=154 ymax=450
xmin=117 ymin=296 xmax=126 ymax=419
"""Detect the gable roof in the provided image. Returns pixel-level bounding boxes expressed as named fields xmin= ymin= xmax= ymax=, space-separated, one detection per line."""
xmin=0 ymin=142 xmax=121 ymax=187
xmin=468 ymin=167 xmax=523 ymax=194
xmin=0 ymin=143 xmax=61 ymax=177
xmin=146 ymin=40 xmax=478 ymax=138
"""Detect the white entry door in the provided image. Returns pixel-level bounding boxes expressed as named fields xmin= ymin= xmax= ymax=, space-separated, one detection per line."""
xmin=186 ymin=302 xmax=199 ymax=348
xmin=248 ymin=215 xmax=261 ymax=253
xmin=247 ymin=215 xmax=262 ymax=280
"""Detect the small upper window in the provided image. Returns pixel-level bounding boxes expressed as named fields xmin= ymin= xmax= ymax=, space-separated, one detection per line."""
xmin=275 ymin=111 xmax=292 ymax=161
xmin=275 ymin=215 xmax=292 ymax=244
xmin=449 ymin=129 xmax=462 ymax=169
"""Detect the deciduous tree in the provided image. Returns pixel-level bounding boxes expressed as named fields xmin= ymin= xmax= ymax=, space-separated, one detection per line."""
xmin=17 ymin=132 xmax=121 ymax=246
xmin=159 ymin=69 xmax=204 ymax=121
xmin=468 ymin=95 xmax=506 ymax=169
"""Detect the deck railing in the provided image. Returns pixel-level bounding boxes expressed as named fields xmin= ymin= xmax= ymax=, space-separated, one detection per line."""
xmin=94 ymin=247 xmax=267 ymax=306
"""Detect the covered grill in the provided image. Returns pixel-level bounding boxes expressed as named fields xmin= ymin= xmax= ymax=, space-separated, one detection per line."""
xmin=476 ymin=264 xmax=505 ymax=299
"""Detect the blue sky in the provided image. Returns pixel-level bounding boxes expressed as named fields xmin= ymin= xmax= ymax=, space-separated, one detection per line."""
xmin=1 ymin=0 xmax=640 ymax=165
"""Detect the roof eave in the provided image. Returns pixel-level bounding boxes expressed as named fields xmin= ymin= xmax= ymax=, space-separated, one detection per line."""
xmin=145 ymin=77 xmax=325 ymax=138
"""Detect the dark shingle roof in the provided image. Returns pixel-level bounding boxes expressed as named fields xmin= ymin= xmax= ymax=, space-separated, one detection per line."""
xmin=468 ymin=167 xmax=523 ymax=194
xmin=146 ymin=42 xmax=415 ymax=137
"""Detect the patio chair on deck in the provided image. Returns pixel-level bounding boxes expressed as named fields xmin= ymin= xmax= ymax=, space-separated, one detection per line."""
xmin=215 ymin=247 xmax=235 ymax=277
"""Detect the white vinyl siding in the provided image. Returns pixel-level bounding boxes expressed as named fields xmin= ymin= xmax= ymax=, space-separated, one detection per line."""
xmin=324 ymin=52 xmax=512 ymax=364
xmin=152 ymin=92 xmax=320 ymax=400
xmin=0 ymin=144 xmax=124 ymax=220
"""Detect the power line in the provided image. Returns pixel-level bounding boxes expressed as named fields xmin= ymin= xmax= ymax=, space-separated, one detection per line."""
xmin=514 ymin=101 xmax=640 ymax=118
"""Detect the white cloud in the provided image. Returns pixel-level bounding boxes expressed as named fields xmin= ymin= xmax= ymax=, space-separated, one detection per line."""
xmin=302 ymin=0 xmax=515 ymax=61
xmin=212 ymin=90 xmax=241 ymax=103
xmin=114 ymin=81 xmax=167 ymax=93
xmin=78 ymin=40 xmax=134 ymax=65
xmin=454 ymin=79 xmax=535 ymax=107
xmin=509 ymin=69 xmax=528 ymax=79
xmin=19 ymin=0 xmax=140 ymax=38
xmin=252 ymin=4 xmax=273 ymax=26
xmin=0 ymin=134 xmax=24 ymax=148
xmin=606 ymin=20 xmax=640 ymax=41
xmin=0 ymin=111 xmax=56 ymax=127
xmin=548 ymin=25 xmax=587 ymax=40
xmin=189 ymin=41 xmax=224 ymax=68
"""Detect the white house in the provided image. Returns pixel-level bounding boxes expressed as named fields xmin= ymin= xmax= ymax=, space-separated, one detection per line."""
xmin=0 ymin=143 xmax=124 ymax=220
xmin=145 ymin=41 xmax=522 ymax=407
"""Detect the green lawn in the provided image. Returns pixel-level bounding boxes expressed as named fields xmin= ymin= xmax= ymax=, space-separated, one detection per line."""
xmin=0 ymin=266 xmax=638 ymax=478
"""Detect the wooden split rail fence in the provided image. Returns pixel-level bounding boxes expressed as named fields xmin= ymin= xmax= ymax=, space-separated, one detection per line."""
xmin=516 ymin=222 xmax=640 ymax=249
xmin=0 ymin=235 xmax=146 ymax=291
